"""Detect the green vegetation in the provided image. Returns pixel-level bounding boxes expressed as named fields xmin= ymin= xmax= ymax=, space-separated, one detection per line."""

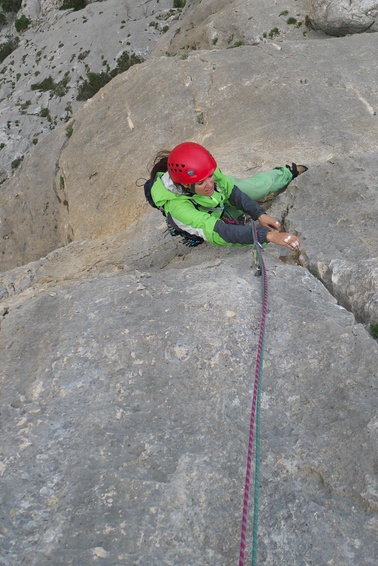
xmin=370 ymin=324 xmax=378 ymax=339
xmin=11 ymin=156 xmax=23 ymax=169
xmin=77 ymin=71 xmax=110 ymax=100
xmin=77 ymin=50 xmax=145 ymax=101
xmin=279 ymin=10 xmax=289 ymax=17
xmin=263 ymin=27 xmax=280 ymax=39
xmin=78 ymin=49 xmax=90 ymax=61
xmin=15 ymin=14 xmax=30 ymax=32
xmin=0 ymin=13 xmax=7 ymax=26
xmin=66 ymin=124 xmax=73 ymax=137
xmin=59 ymin=0 xmax=86 ymax=11
xmin=31 ymin=74 xmax=70 ymax=97
xmin=287 ymin=17 xmax=297 ymax=25
xmin=31 ymin=75 xmax=55 ymax=91
xmin=269 ymin=27 xmax=280 ymax=38
xmin=0 ymin=0 xmax=22 ymax=13
xmin=227 ymin=40 xmax=245 ymax=49
xmin=173 ymin=0 xmax=186 ymax=8
xmin=0 ymin=38 xmax=18 ymax=64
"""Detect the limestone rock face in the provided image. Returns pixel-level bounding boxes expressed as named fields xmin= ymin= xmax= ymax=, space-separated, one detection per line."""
xmin=0 ymin=0 xmax=176 ymax=178
xmin=273 ymin=153 xmax=378 ymax=326
xmin=0 ymin=218 xmax=377 ymax=565
xmin=2 ymin=33 xmax=378 ymax=277
xmin=308 ymin=0 xmax=378 ymax=36
xmin=21 ymin=0 xmax=65 ymax=21
xmin=151 ymin=0 xmax=321 ymax=56
xmin=0 ymin=2 xmax=378 ymax=565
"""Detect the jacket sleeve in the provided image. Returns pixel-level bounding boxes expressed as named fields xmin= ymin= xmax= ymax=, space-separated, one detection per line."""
xmin=213 ymin=220 xmax=269 ymax=245
xmin=166 ymin=198 xmax=269 ymax=247
xmin=228 ymin=185 xmax=266 ymax=220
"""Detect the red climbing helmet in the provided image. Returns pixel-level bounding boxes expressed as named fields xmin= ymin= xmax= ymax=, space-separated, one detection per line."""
xmin=168 ymin=142 xmax=217 ymax=184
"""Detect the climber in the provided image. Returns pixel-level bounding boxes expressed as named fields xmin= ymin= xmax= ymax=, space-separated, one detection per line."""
xmin=148 ymin=141 xmax=307 ymax=250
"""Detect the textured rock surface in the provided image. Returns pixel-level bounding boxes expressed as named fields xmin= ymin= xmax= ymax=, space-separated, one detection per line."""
xmin=0 ymin=0 xmax=176 ymax=178
xmin=308 ymin=0 xmax=378 ymax=36
xmin=0 ymin=222 xmax=377 ymax=565
xmin=272 ymin=154 xmax=378 ymax=325
xmin=0 ymin=1 xmax=378 ymax=565
xmin=2 ymin=33 xmax=378 ymax=271
xmin=151 ymin=0 xmax=322 ymax=56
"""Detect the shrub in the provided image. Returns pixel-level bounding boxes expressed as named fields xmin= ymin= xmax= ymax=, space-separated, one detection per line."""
xmin=173 ymin=0 xmax=186 ymax=8
xmin=77 ymin=51 xmax=145 ymax=101
xmin=115 ymin=50 xmax=144 ymax=74
xmin=0 ymin=0 xmax=22 ymax=13
xmin=227 ymin=40 xmax=245 ymax=49
xmin=11 ymin=156 xmax=23 ymax=169
xmin=59 ymin=0 xmax=86 ymax=11
xmin=370 ymin=324 xmax=378 ymax=339
xmin=31 ymin=76 xmax=55 ymax=91
xmin=31 ymin=75 xmax=70 ymax=97
xmin=268 ymin=27 xmax=280 ymax=39
xmin=0 ymin=38 xmax=17 ymax=63
xmin=76 ymin=71 xmax=111 ymax=100
xmin=15 ymin=14 xmax=30 ymax=32
xmin=0 ymin=13 xmax=7 ymax=26
xmin=59 ymin=0 xmax=87 ymax=12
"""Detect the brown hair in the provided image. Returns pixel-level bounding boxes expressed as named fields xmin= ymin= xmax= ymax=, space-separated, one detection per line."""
xmin=147 ymin=149 xmax=195 ymax=194
xmin=149 ymin=150 xmax=171 ymax=182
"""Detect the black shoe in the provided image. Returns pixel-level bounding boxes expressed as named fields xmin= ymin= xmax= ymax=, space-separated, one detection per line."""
xmin=286 ymin=162 xmax=308 ymax=178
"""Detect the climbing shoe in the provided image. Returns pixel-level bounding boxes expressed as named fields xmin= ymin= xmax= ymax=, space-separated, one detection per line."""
xmin=286 ymin=162 xmax=308 ymax=178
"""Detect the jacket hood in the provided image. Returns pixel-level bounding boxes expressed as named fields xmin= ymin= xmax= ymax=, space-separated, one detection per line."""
xmin=151 ymin=172 xmax=195 ymax=207
xmin=151 ymin=168 xmax=226 ymax=212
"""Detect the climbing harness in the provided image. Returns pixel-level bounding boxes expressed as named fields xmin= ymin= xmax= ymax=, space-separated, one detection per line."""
xmin=165 ymin=220 xmax=204 ymax=247
xmin=239 ymin=221 xmax=268 ymax=566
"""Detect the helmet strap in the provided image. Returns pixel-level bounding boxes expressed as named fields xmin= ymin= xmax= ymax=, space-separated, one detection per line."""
xmin=181 ymin=183 xmax=196 ymax=195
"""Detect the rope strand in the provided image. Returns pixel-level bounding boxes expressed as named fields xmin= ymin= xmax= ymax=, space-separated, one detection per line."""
xmin=239 ymin=222 xmax=268 ymax=566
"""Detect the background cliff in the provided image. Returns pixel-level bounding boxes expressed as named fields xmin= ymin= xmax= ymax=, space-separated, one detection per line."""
xmin=0 ymin=1 xmax=377 ymax=565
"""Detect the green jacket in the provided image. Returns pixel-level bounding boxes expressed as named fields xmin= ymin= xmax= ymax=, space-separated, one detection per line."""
xmin=151 ymin=168 xmax=269 ymax=246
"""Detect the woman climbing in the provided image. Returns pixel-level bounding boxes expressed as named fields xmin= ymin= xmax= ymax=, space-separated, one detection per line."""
xmin=148 ymin=141 xmax=307 ymax=250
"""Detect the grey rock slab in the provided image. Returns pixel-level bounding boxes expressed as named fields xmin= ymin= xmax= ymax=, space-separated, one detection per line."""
xmin=0 ymin=124 xmax=71 ymax=272
xmin=269 ymin=154 xmax=378 ymax=324
xmin=2 ymin=22 xmax=378 ymax=272
xmin=50 ymin=35 xmax=378 ymax=249
xmin=0 ymin=244 xmax=377 ymax=564
xmin=308 ymin=0 xmax=378 ymax=36
xmin=152 ymin=0 xmax=323 ymax=56
xmin=0 ymin=0 xmax=175 ymax=177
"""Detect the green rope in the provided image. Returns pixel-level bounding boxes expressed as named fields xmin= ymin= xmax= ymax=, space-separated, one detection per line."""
xmin=239 ymin=226 xmax=268 ymax=566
